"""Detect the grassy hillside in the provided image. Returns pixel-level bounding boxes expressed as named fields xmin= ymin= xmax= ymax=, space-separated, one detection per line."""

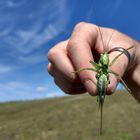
xmin=0 ymin=90 xmax=139 ymax=140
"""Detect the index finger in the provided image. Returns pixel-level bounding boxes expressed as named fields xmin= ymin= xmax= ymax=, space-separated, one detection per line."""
xmin=67 ymin=22 xmax=99 ymax=95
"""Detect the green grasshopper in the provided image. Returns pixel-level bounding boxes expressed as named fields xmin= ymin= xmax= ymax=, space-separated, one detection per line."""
xmin=72 ymin=0 xmax=134 ymax=136
xmin=74 ymin=44 xmax=134 ymax=135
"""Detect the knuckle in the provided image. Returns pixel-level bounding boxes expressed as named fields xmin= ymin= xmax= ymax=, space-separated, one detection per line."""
xmin=67 ymin=36 xmax=85 ymax=55
xmin=66 ymin=37 xmax=85 ymax=58
xmin=67 ymin=23 xmax=98 ymax=54
xmin=74 ymin=22 xmax=87 ymax=30
xmin=74 ymin=22 xmax=97 ymax=32
xmin=47 ymin=63 xmax=53 ymax=76
xmin=66 ymin=40 xmax=79 ymax=56
xmin=67 ymin=38 xmax=80 ymax=50
xmin=48 ymin=40 xmax=67 ymax=62
xmin=47 ymin=48 xmax=58 ymax=62
xmin=47 ymin=63 xmax=51 ymax=73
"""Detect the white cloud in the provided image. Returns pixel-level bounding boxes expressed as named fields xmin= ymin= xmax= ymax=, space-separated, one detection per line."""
xmin=0 ymin=81 xmax=29 ymax=93
xmin=18 ymin=53 xmax=46 ymax=64
xmin=36 ymin=86 xmax=48 ymax=93
xmin=45 ymin=91 xmax=66 ymax=98
xmin=0 ymin=81 xmax=66 ymax=102
xmin=0 ymin=64 xmax=13 ymax=73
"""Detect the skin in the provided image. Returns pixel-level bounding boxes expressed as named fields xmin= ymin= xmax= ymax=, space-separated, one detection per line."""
xmin=47 ymin=22 xmax=140 ymax=102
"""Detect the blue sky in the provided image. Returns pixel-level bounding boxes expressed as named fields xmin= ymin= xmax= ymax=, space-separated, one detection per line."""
xmin=0 ymin=0 xmax=140 ymax=102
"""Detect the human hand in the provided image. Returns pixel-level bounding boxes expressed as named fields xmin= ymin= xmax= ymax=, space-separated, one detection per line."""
xmin=47 ymin=22 xmax=139 ymax=99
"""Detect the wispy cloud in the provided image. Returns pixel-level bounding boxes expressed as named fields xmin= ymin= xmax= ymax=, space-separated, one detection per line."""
xmin=0 ymin=25 xmax=13 ymax=37
xmin=18 ymin=52 xmax=46 ymax=64
xmin=7 ymin=0 xmax=25 ymax=8
xmin=107 ymin=0 xmax=122 ymax=18
xmin=0 ymin=64 xmax=13 ymax=73
xmin=94 ymin=0 xmax=122 ymax=19
xmin=13 ymin=23 xmax=59 ymax=54
xmin=0 ymin=0 xmax=72 ymax=102
xmin=1 ymin=0 xmax=69 ymax=55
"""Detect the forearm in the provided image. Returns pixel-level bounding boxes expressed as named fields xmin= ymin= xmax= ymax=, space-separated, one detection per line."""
xmin=124 ymin=41 xmax=140 ymax=102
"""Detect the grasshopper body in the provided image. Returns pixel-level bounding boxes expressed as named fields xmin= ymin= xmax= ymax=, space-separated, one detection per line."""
xmin=97 ymin=73 xmax=108 ymax=135
xmin=74 ymin=46 xmax=134 ymax=135
xmin=91 ymin=52 xmax=110 ymax=135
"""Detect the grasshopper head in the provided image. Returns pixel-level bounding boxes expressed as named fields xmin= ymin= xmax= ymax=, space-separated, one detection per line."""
xmin=99 ymin=53 xmax=109 ymax=66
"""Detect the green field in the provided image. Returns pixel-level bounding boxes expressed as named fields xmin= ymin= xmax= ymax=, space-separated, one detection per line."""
xmin=0 ymin=90 xmax=139 ymax=140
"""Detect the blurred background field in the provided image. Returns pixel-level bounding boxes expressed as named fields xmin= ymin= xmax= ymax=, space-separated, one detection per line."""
xmin=0 ymin=90 xmax=139 ymax=140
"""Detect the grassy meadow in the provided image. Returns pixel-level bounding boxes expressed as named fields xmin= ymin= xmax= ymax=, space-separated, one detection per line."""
xmin=0 ymin=90 xmax=139 ymax=140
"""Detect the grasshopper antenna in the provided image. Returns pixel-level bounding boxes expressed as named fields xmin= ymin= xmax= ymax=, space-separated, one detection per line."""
xmin=91 ymin=0 xmax=116 ymax=52
xmin=91 ymin=0 xmax=106 ymax=52
xmin=106 ymin=29 xmax=116 ymax=50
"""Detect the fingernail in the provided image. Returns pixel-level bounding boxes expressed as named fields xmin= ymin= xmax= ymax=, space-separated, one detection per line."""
xmin=84 ymin=80 xmax=97 ymax=96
